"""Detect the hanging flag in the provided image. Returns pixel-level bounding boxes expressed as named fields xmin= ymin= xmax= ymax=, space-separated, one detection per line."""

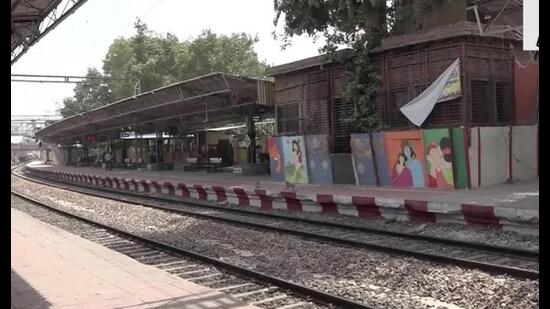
xmin=400 ymin=58 xmax=461 ymax=126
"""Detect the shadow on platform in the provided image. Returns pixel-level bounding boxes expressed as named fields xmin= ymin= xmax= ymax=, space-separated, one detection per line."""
xmin=11 ymin=269 xmax=52 ymax=309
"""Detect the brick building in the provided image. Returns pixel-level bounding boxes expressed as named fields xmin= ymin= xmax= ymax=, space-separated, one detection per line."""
xmin=269 ymin=5 xmax=537 ymax=154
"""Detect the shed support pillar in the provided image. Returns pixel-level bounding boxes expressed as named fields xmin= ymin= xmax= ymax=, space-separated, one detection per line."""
xmin=247 ymin=107 xmax=257 ymax=164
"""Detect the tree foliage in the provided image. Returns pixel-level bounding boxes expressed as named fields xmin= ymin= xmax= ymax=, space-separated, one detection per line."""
xmin=102 ymin=20 xmax=186 ymax=99
xmin=274 ymin=0 xmax=423 ymax=132
xmin=58 ymin=68 xmax=113 ymax=118
xmin=60 ymin=19 xmax=267 ymax=116
xmin=181 ymin=30 xmax=267 ymax=79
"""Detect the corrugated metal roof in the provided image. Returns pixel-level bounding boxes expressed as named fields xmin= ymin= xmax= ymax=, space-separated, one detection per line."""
xmin=35 ymin=72 xmax=274 ymax=143
xmin=11 ymin=0 xmax=88 ymax=64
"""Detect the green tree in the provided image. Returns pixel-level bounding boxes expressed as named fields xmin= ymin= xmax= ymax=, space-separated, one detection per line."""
xmin=274 ymin=0 xmax=425 ymax=132
xmin=58 ymin=68 xmax=113 ymax=117
xmin=180 ymin=29 xmax=267 ymax=79
xmin=103 ymin=19 xmax=186 ymax=99
xmin=102 ymin=20 xmax=267 ymax=100
xmin=60 ymin=19 xmax=268 ymax=116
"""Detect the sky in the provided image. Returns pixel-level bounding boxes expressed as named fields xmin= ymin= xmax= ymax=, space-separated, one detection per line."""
xmin=11 ymin=0 xmax=326 ymax=116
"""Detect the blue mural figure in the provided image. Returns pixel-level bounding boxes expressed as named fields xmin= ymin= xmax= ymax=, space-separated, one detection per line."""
xmin=403 ymin=143 xmax=425 ymax=187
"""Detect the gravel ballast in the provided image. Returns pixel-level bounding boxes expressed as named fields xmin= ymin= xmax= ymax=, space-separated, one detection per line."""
xmin=24 ymin=170 xmax=539 ymax=251
xmin=12 ymin=176 xmax=539 ymax=309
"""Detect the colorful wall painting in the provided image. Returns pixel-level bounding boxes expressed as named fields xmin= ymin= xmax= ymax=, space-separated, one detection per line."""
xmin=305 ymin=134 xmax=333 ymax=184
xmin=371 ymin=132 xmax=391 ymax=186
xmin=451 ymin=128 xmax=468 ymax=189
xmin=267 ymin=137 xmax=285 ymax=181
xmin=384 ymin=131 xmax=426 ymax=188
xmin=350 ymin=134 xmax=377 ymax=186
xmin=423 ymin=129 xmax=455 ymax=189
xmin=282 ymin=136 xmax=309 ymax=184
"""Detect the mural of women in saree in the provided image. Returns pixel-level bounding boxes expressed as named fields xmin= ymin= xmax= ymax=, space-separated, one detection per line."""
xmin=386 ymin=136 xmax=425 ymax=188
xmin=392 ymin=153 xmax=413 ymax=186
xmin=402 ymin=142 xmax=425 ymax=187
xmin=282 ymin=136 xmax=309 ymax=184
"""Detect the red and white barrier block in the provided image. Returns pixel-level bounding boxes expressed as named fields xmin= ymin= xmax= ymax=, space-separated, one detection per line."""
xmin=22 ymin=167 xmax=538 ymax=234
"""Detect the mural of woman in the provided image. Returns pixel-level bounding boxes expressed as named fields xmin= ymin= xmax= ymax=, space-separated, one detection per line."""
xmin=426 ymin=143 xmax=452 ymax=189
xmin=439 ymin=137 xmax=454 ymax=185
xmin=402 ymin=142 xmax=425 ymax=187
xmin=292 ymin=140 xmax=304 ymax=181
xmin=392 ymin=153 xmax=414 ymax=186
xmin=292 ymin=140 xmax=302 ymax=167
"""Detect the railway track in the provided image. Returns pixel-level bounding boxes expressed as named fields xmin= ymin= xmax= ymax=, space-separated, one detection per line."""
xmin=14 ymin=166 xmax=539 ymax=280
xmin=11 ymin=191 xmax=375 ymax=309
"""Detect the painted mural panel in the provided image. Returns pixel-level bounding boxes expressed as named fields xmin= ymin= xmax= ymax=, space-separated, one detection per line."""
xmin=305 ymin=134 xmax=333 ymax=184
xmin=423 ymin=129 xmax=454 ymax=189
xmin=451 ymin=128 xmax=468 ymax=189
xmin=372 ymin=132 xmax=391 ymax=186
xmin=384 ymin=131 xmax=426 ymax=188
xmin=267 ymin=137 xmax=285 ymax=181
xmin=282 ymin=136 xmax=309 ymax=184
xmin=350 ymin=134 xmax=377 ymax=186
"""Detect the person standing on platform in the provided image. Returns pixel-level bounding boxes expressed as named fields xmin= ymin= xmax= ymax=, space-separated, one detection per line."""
xmin=104 ymin=151 xmax=113 ymax=171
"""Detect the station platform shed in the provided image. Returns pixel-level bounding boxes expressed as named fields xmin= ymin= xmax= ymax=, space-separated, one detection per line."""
xmin=35 ymin=72 xmax=275 ymax=175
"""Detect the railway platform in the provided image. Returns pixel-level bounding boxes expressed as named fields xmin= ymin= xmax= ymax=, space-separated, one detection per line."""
xmin=25 ymin=162 xmax=539 ymax=231
xmin=11 ymin=207 xmax=257 ymax=309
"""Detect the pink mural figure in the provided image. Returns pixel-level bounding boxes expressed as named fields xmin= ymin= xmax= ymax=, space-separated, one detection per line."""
xmin=289 ymin=139 xmax=307 ymax=183
xmin=426 ymin=143 xmax=452 ymax=189
xmin=292 ymin=140 xmax=303 ymax=171
xmin=268 ymin=140 xmax=282 ymax=173
xmin=392 ymin=153 xmax=414 ymax=186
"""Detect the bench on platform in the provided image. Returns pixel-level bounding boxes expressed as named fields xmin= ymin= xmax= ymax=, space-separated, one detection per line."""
xmin=183 ymin=157 xmax=200 ymax=171
xmin=206 ymin=157 xmax=223 ymax=173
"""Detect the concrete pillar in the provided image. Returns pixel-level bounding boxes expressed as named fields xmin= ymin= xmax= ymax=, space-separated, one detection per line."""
xmin=246 ymin=107 xmax=257 ymax=164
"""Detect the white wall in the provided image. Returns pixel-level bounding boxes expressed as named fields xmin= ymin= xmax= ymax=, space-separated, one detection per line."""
xmin=49 ymin=143 xmax=67 ymax=166
xmin=480 ymin=126 xmax=510 ymax=187
xmin=512 ymin=125 xmax=538 ymax=181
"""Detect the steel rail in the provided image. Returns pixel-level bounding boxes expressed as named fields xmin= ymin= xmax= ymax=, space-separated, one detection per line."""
xmin=15 ymin=166 xmax=538 ymax=258
xmin=14 ymin=168 xmax=539 ymax=280
xmin=11 ymin=190 xmax=375 ymax=309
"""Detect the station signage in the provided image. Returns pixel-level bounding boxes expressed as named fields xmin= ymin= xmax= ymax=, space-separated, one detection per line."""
xmin=85 ymin=134 xmax=97 ymax=142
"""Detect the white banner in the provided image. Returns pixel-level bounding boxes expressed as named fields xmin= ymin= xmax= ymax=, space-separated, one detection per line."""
xmin=523 ymin=0 xmax=539 ymax=51
xmin=400 ymin=58 xmax=461 ymax=127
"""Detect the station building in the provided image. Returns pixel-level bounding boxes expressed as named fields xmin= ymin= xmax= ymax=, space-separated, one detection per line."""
xmin=36 ymin=1 xmax=538 ymax=189
xmin=266 ymin=0 xmax=538 ymax=188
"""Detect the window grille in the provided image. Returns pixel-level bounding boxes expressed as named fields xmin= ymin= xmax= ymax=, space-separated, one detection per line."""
xmin=471 ymin=80 xmax=490 ymax=124
xmin=388 ymin=88 xmax=410 ymax=127
xmin=496 ymin=82 xmax=512 ymax=123
xmin=331 ymin=98 xmax=354 ymax=153
xmin=277 ymin=103 xmax=299 ymax=135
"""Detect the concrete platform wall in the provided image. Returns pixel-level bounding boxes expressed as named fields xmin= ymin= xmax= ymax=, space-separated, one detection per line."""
xmin=512 ymin=125 xmax=538 ymax=181
xmin=479 ymin=126 xmax=510 ymax=187
xmin=23 ymin=166 xmax=539 ymax=233
xmin=49 ymin=143 xmax=67 ymax=167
